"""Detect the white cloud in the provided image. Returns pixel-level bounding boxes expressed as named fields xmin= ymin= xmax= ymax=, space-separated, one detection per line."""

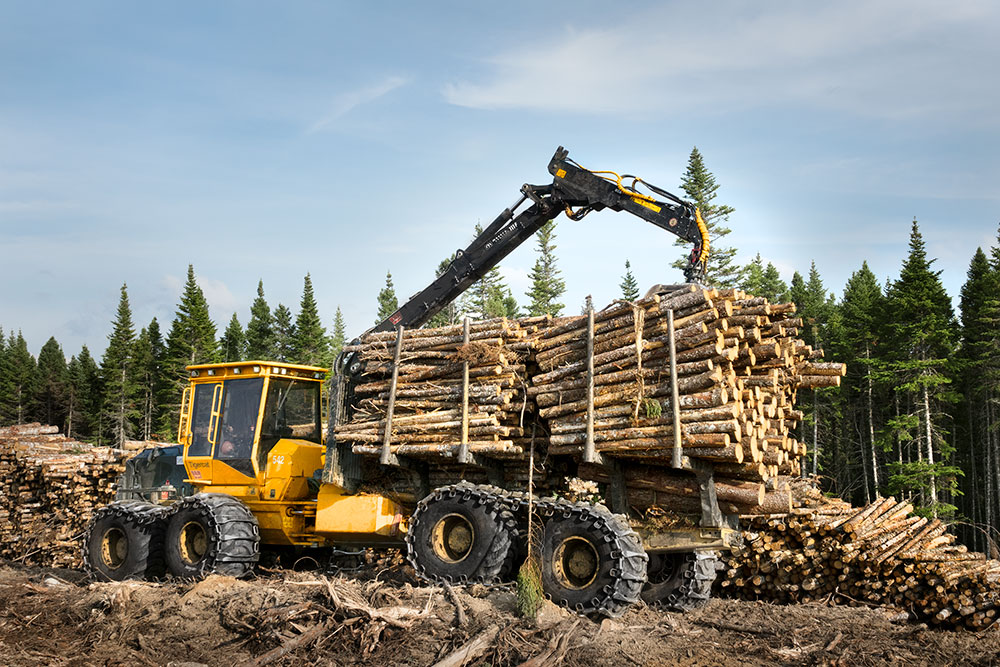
xmin=442 ymin=1 xmax=999 ymax=122
xmin=308 ymin=76 xmax=409 ymax=133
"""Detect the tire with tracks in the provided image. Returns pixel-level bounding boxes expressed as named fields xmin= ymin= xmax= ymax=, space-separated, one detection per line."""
xmin=406 ymin=483 xmax=514 ymax=584
xmin=163 ymin=493 xmax=260 ymax=578
xmin=84 ymin=501 xmax=170 ymax=581
xmin=641 ymin=551 xmax=718 ymax=611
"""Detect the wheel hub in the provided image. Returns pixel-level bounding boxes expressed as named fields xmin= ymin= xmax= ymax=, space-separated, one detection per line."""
xmin=431 ymin=514 xmax=475 ymax=563
xmin=553 ymin=536 xmax=600 ymax=589
xmin=179 ymin=521 xmax=209 ymax=565
xmin=100 ymin=527 xmax=129 ymax=570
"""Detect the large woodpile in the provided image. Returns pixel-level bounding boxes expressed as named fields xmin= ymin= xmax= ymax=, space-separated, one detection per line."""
xmin=719 ymin=479 xmax=1000 ymax=630
xmin=0 ymin=424 xmax=126 ymax=568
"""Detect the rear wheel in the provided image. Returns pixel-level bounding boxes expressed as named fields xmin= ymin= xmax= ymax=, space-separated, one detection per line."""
xmin=641 ymin=551 xmax=717 ymax=611
xmin=84 ymin=501 xmax=168 ymax=581
xmin=164 ymin=494 xmax=259 ymax=579
xmin=406 ymin=483 xmax=512 ymax=584
xmin=538 ymin=503 xmax=647 ymax=618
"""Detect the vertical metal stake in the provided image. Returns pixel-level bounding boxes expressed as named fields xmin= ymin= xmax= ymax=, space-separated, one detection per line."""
xmin=584 ymin=300 xmax=599 ymax=464
xmin=381 ymin=324 xmax=405 ymax=466
xmin=458 ymin=316 xmax=471 ymax=464
xmin=668 ymin=308 xmax=683 ymax=469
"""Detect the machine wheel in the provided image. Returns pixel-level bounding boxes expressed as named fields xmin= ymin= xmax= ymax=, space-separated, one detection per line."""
xmin=84 ymin=501 xmax=168 ymax=582
xmin=641 ymin=551 xmax=717 ymax=611
xmin=538 ymin=503 xmax=648 ymax=618
xmin=164 ymin=494 xmax=260 ymax=579
xmin=406 ymin=483 xmax=513 ymax=584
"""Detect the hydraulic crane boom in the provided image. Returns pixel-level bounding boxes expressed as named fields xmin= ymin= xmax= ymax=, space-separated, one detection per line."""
xmin=371 ymin=146 xmax=710 ymax=334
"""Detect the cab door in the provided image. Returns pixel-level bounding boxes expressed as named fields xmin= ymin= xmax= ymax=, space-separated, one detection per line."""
xmin=184 ymin=381 xmax=223 ymax=483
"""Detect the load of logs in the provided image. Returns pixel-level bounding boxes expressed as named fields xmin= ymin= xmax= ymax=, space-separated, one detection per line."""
xmin=719 ymin=479 xmax=1000 ymax=630
xmin=336 ymin=284 xmax=843 ymax=517
xmin=335 ymin=317 xmax=546 ymax=461
xmin=0 ymin=423 xmax=126 ymax=568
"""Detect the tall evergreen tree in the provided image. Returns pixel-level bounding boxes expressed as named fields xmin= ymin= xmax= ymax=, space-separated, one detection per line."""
xmin=6 ymin=331 xmax=37 ymax=425
xmin=425 ymin=256 xmax=461 ymax=328
xmin=220 ymin=313 xmax=247 ymax=362
xmin=620 ymin=260 xmax=640 ymax=301
xmin=880 ymin=220 xmax=960 ymax=517
xmin=525 ymin=221 xmax=566 ymax=317
xmin=0 ymin=327 xmax=9 ymax=424
xmin=34 ymin=337 xmax=68 ymax=430
xmin=245 ymin=280 xmax=274 ymax=360
xmin=101 ymin=284 xmax=140 ymax=446
xmin=272 ymin=304 xmax=296 ymax=363
xmin=165 ymin=265 xmax=219 ymax=380
xmin=741 ymin=254 xmax=788 ymax=302
xmin=328 ymin=306 xmax=347 ymax=364
xmin=293 ymin=274 xmax=328 ymax=366
xmin=132 ymin=318 xmax=170 ymax=440
xmin=838 ymin=262 xmax=886 ymax=502
xmin=163 ymin=265 xmax=219 ymax=437
xmin=955 ymin=247 xmax=1000 ymax=546
xmin=672 ymin=147 xmax=740 ymax=286
xmin=68 ymin=345 xmax=101 ymax=440
xmin=376 ymin=272 xmax=399 ymax=324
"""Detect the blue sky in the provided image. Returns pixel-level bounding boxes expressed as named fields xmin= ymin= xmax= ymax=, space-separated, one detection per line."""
xmin=2 ymin=1 xmax=998 ymax=359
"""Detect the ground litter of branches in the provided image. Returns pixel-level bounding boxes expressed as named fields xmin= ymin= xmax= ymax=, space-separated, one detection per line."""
xmin=1 ymin=559 xmax=999 ymax=667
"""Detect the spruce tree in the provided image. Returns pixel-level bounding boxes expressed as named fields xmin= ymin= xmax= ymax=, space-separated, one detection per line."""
xmin=0 ymin=328 xmax=9 ymax=424
xmin=132 ymin=318 xmax=170 ymax=440
xmin=956 ymin=247 xmax=1000 ymax=545
xmin=245 ymin=280 xmax=274 ymax=360
xmin=6 ymin=331 xmax=37 ymax=425
xmin=620 ymin=260 xmax=640 ymax=301
xmin=672 ymin=147 xmax=740 ymax=286
xmin=376 ymin=272 xmax=399 ymax=324
xmin=329 ymin=306 xmax=347 ymax=366
xmin=881 ymin=220 xmax=959 ymax=517
xmin=272 ymin=304 xmax=296 ymax=363
xmin=525 ymin=221 xmax=566 ymax=317
xmin=101 ymin=284 xmax=140 ymax=446
xmin=165 ymin=265 xmax=219 ymax=382
xmin=220 ymin=313 xmax=246 ymax=362
xmin=34 ymin=337 xmax=68 ymax=430
xmin=743 ymin=254 xmax=788 ymax=302
xmin=293 ymin=274 xmax=328 ymax=366
xmin=425 ymin=256 xmax=461 ymax=328
xmin=72 ymin=345 xmax=102 ymax=441
xmin=65 ymin=354 xmax=81 ymax=438
xmin=839 ymin=262 xmax=886 ymax=501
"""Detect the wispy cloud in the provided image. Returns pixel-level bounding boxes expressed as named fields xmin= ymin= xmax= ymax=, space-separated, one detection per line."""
xmin=308 ymin=76 xmax=409 ymax=133
xmin=442 ymin=1 xmax=999 ymax=122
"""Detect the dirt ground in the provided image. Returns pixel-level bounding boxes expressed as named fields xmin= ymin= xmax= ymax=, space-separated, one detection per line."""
xmin=0 ymin=558 xmax=998 ymax=667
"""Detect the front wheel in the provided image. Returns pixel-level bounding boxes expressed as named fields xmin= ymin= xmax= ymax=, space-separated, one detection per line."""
xmin=164 ymin=494 xmax=260 ymax=579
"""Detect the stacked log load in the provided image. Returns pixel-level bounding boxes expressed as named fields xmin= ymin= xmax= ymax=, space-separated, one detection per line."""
xmin=336 ymin=317 xmax=546 ymax=461
xmin=531 ymin=284 xmax=841 ymax=511
xmin=0 ymin=423 xmax=126 ymax=568
xmin=336 ymin=284 xmax=843 ymax=512
xmin=719 ymin=479 xmax=1000 ymax=630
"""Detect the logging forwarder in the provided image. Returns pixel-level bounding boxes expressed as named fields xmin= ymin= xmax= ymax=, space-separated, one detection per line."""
xmin=84 ymin=147 xmax=729 ymax=617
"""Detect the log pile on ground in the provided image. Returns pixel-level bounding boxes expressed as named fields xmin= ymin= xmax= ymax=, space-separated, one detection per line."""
xmin=335 ymin=318 xmax=546 ymax=461
xmin=0 ymin=423 xmax=126 ymax=568
xmin=719 ymin=480 xmax=1000 ymax=630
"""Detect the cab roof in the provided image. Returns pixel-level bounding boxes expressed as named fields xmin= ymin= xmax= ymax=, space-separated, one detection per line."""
xmin=185 ymin=360 xmax=329 ymax=381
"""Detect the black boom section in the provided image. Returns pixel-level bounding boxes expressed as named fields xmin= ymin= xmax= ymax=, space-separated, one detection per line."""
xmin=371 ymin=146 xmax=703 ymax=335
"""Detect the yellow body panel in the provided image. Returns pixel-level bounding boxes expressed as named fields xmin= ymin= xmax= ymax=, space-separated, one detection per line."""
xmin=178 ymin=360 xmax=407 ymax=548
xmin=316 ymin=486 xmax=406 ymax=543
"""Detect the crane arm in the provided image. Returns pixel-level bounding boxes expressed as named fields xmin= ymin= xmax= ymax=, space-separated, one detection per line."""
xmin=371 ymin=146 xmax=709 ymax=335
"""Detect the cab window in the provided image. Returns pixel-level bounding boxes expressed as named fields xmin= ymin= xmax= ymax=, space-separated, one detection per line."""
xmin=215 ymin=377 xmax=264 ymax=477
xmin=258 ymin=378 xmax=321 ymax=469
